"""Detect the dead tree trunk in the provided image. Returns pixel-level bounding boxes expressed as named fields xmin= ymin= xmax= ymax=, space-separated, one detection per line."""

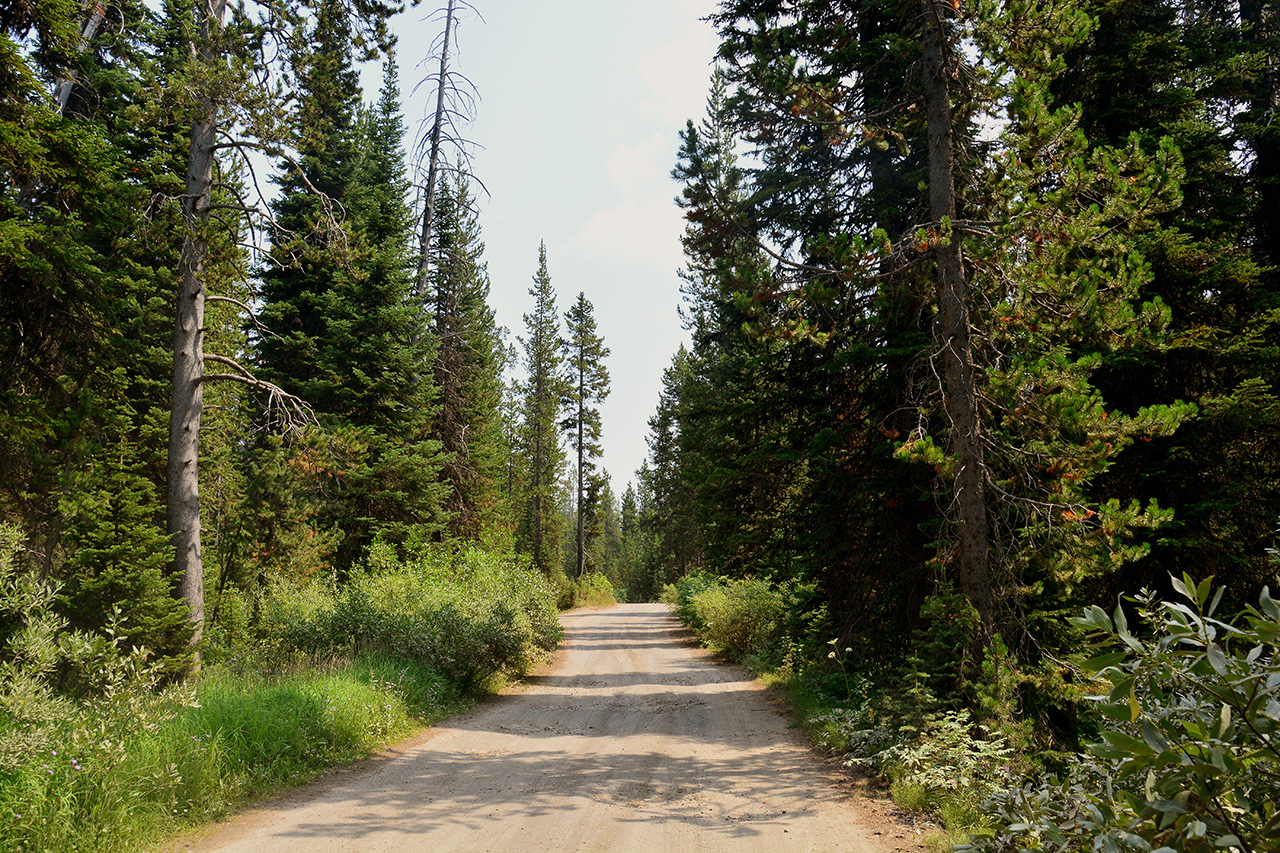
xmin=53 ymin=0 xmax=107 ymax=114
xmin=919 ymin=0 xmax=992 ymax=626
xmin=414 ymin=0 xmax=457 ymax=302
xmin=168 ymin=0 xmax=228 ymax=673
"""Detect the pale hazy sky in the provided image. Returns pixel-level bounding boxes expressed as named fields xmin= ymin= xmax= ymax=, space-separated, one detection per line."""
xmin=374 ymin=0 xmax=722 ymax=491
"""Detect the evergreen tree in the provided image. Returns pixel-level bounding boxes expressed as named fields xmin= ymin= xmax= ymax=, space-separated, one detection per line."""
xmin=518 ymin=243 xmax=567 ymax=574
xmin=429 ymin=177 xmax=509 ymax=540
xmin=562 ymin=292 xmax=610 ymax=578
xmin=1051 ymin=0 xmax=1280 ymax=601
xmin=693 ymin=0 xmax=1191 ymax=674
xmin=1 ymin=0 xmax=204 ymax=669
xmin=638 ymin=346 xmax=702 ymax=586
xmin=256 ymin=3 xmax=446 ymax=571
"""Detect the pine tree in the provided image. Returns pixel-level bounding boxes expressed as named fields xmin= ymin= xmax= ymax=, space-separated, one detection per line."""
xmin=700 ymin=0 xmax=1191 ymax=660
xmin=430 ymin=177 xmax=509 ymax=540
xmin=1 ymin=0 xmax=207 ymax=669
xmin=1050 ymin=0 xmax=1280 ymax=599
xmin=256 ymin=4 xmax=446 ymax=570
xmin=638 ymin=346 xmax=702 ymax=586
xmin=518 ymin=243 xmax=567 ymax=574
xmin=562 ymin=292 xmax=610 ymax=578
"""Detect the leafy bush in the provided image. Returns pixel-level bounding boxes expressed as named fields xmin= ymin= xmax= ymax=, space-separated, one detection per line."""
xmin=265 ymin=543 xmax=561 ymax=690
xmin=691 ymin=577 xmax=789 ymax=658
xmin=672 ymin=571 xmax=718 ymax=634
xmin=0 ymin=523 xmax=197 ymax=853
xmin=881 ymin=710 xmax=1014 ymax=831
xmin=961 ymin=575 xmax=1280 ymax=853
xmin=556 ymin=571 xmax=618 ymax=609
xmin=667 ymin=573 xmax=790 ymax=660
xmin=0 ymin=653 xmax=460 ymax=853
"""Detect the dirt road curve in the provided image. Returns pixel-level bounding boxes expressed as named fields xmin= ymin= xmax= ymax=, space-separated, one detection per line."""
xmin=181 ymin=604 xmax=919 ymax=853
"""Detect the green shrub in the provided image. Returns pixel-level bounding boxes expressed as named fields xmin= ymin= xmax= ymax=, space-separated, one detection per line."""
xmin=0 ymin=652 xmax=465 ymax=853
xmin=556 ymin=571 xmax=618 ymax=609
xmin=0 ymin=523 xmax=198 ymax=853
xmin=691 ymin=576 xmax=789 ymax=659
xmin=961 ymin=575 xmax=1280 ymax=853
xmin=672 ymin=571 xmax=717 ymax=633
xmin=266 ymin=543 xmax=561 ymax=690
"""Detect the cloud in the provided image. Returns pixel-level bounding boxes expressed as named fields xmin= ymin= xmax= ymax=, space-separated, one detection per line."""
xmin=563 ymin=200 xmax=684 ymax=270
xmin=563 ymin=132 xmax=687 ymax=268
xmin=636 ymin=26 xmax=720 ymax=126
xmin=606 ymin=136 xmax=671 ymax=201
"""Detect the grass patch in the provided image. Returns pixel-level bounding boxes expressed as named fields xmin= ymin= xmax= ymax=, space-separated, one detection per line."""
xmin=0 ymin=654 xmax=469 ymax=853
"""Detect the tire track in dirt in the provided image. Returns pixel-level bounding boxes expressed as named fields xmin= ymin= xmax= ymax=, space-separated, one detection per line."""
xmin=173 ymin=604 xmax=923 ymax=853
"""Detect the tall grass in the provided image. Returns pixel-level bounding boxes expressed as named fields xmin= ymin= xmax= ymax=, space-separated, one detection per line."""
xmin=0 ymin=654 xmax=466 ymax=853
xmin=1 ymin=534 xmax=561 ymax=853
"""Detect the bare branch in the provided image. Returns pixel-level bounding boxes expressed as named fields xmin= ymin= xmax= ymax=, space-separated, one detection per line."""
xmin=203 ymin=294 xmax=281 ymax=344
xmin=198 ymin=366 xmax=316 ymax=437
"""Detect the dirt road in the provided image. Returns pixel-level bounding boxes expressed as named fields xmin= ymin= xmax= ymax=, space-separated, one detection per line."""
xmin=181 ymin=604 xmax=919 ymax=852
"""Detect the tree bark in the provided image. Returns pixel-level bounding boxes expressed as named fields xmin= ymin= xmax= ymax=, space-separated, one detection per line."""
xmin=169 ymin=0 xmax=228 ymax=672
xmin=919 ymin=0 xmax=992 ymax=626
xmin=415 ymin=0 xmax=456 ymax=303
xmin=576 ymin=379 xmax=585 ymax=578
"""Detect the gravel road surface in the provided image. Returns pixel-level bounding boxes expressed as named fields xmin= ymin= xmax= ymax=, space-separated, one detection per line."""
xmin=177 ymin=603 xmax=920 ymax=852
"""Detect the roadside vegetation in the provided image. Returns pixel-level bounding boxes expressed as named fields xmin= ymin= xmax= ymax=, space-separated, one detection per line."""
xmin=3 ymin=1 xmax=630 ymax=849
xmin=666 ymin=571 xmax=1280 ymax=853
xmin=0 ymin=524 xmax=560 ymax=853
xmin=5 ymin=0 xmax=1280 ymax=851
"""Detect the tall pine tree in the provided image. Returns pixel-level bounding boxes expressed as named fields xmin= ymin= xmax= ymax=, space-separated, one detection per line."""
xmin=518 ymin=243 xmax=567 ymax=574
xmin=429 ymin=177 xmax=510 ymax=540
xmin=562 ymin=292 xmax=610 ymax=578
xmin=256 ymin=5 xmax=446 ymax=571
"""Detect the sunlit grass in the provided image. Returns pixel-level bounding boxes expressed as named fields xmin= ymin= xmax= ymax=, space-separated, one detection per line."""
xmin=0 ymin=654 xmax=469 ymax=853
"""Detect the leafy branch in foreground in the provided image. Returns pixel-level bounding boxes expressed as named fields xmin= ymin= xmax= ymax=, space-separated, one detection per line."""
xmin=961 ymin=574 xmax=1280 ymax=853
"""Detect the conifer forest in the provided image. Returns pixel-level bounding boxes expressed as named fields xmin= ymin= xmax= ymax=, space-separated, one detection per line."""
xmin=2 ymin=0 xmax=1279 ymax=851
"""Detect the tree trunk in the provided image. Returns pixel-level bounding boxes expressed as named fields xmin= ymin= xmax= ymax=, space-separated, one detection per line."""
xmin=53 ymin=0 xmax=107 ymax=115
xmin=919 ymin=0 xmax=992 ymax=626
xmin=414 ymin=0 xmax=456 ymax=302
xmin=576 ymin=397 xmax=585 ymax=578
xmin=532 ymin=372 xmax=543 ymax=571
xmin=169 ymin=0 xmax=228 ymax=673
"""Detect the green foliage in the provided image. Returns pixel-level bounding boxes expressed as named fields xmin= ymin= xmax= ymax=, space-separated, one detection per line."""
xmin=670 ymin=573 xmax=791 ymax=661
xmin=254 ymin=1 xmax=446 ymax=571
xmin=517 ymin=242 xmax=568 ymax=574
xmin=1 ymin=525 xmax=554 ymax=853
xmin=0 ymin=654 xmax=458 ymax=853
xmin=963 ymin=577 xmax=1280 ymax=853
xmin=429 ymin=176 xmax=510 ymax=540
xmin=263 ymin=543 xmax=561 ymax=691
xmin=562 ymin=291 xmax=611 ymax=578
xmin=0 ymin=523 xmax=200 ymax=851
xmin=57 ymin=447 xmax=193 ymax=676
xmin=883 ymin=710 xmax=1014 ymax=820
xmin=556 ymin=571 xmax=618 ymax=610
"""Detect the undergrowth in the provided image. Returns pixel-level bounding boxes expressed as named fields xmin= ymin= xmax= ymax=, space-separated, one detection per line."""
xmin=0 ymin=527 xmax=560 ymax=853
xmin=667 ymin=570 xmax=1280 ymax=853
xmin=556 ymin=571 xmax=618 ymax=609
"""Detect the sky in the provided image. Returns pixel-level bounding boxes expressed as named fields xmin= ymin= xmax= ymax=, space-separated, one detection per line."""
xmin=368 ymin=0 xmax=722 ymax=492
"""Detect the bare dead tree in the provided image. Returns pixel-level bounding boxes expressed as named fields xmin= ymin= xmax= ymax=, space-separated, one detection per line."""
xmin=411 ymin=0 xmax=482 ymax=305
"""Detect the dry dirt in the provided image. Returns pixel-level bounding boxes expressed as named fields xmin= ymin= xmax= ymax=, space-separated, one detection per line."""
xmin=169 ymin=603 xmax=928 ymax=852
